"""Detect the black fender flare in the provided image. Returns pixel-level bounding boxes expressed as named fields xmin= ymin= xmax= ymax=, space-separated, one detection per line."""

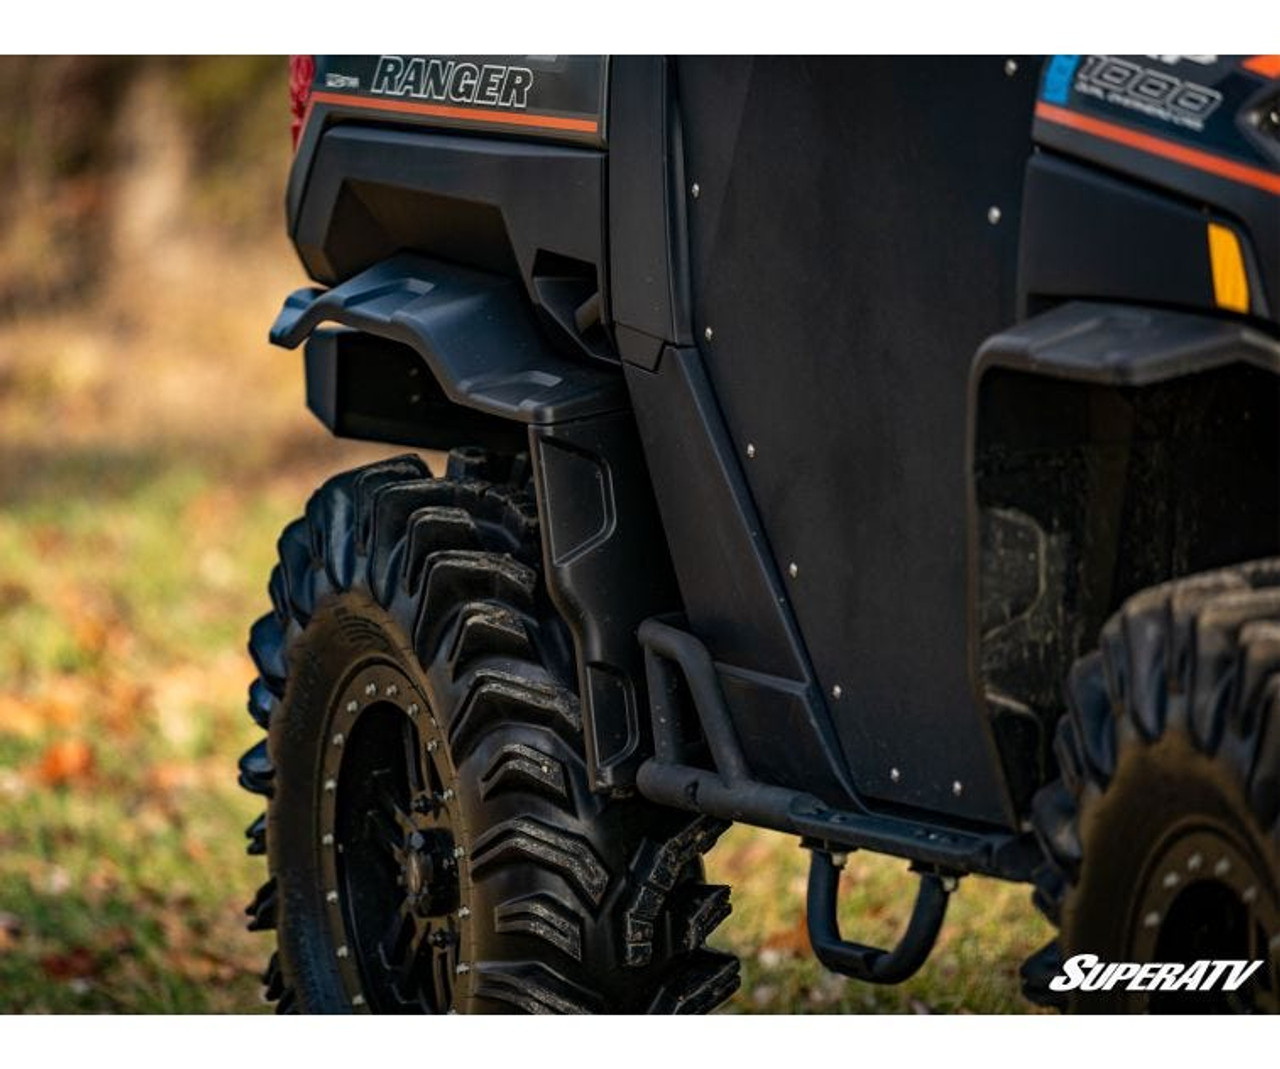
xmin=968 ymin=300 xmax=1280 ymax=814
xmin=270 ymin=253 xmax=675 ymax=793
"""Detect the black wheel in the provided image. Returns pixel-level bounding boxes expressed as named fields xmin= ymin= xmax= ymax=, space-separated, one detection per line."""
xmin=1028 ymin=564 xmax=1280 ymax=1013
xmin=239 ymin=450 xmax=739 ymax=1014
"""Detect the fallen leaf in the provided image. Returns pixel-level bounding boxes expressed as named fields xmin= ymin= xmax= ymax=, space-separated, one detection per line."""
xmin=0 ymin=693 xmax=44 ymax=739
xmin=761 ymin=913 xmax=811 ymax=956
xmin=36 ymin=738 xmax=95 ymax=786
xmin=40 ymin=946 xmax=98 ymax=980
xmin=0 ymin=911 xmax=22 ymax=950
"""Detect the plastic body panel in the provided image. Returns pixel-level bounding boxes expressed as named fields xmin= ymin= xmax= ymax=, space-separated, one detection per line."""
xmin=530 ymin=411 xmax=684 ymax=790
xmin=1032 ymin=55 xmax=1279 ymax=319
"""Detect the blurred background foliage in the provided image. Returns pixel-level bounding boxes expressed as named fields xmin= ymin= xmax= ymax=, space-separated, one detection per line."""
xmin=0 ymin=57 xmax=1050 ymax=1013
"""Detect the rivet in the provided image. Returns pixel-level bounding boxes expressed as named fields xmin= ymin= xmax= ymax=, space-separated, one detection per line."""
xmin=453 ymin=846 xmax=466 ymax=859
xmin=458 ymin=906 xmax=471 ymax=919
xmin=331 ymin=733 xmax=344 ymax=748
xmin=385 ymin=684 xmax=399 ymax=697
xmin=364 ymin=683 xmax=377 ymax=697
xmin=352 ymin=994 xmax=366 ymax=1007
xmin=890 ymin=767 xmax=901 ymax=783
xmin=704 ymin=326 xmax=714 ymax=342
xmin=1187 ymin=852 xmax=1203 ymax=872
xmin=324 ymin=778 xmax=337 ymax=793
xmin=746 ymin=443 xmax=756 ymax=459
xmin=336 ymin=945 xmax=349 ymax=959
xmin=540 ymin=764 xmax=552 ymax=775
xmin=691 ymin=182 xmax=701 ymax=198
xmin=326 ymin=890 xmax=339 ymax=904
xmin=987 ymin=205 xmax=1002 ymax=225
xmin=788 ymin=562 xmax=799 ymax=579
xmin=1004 ymin=58 xmax=1018 ymax=77
xmin=1143 ymin=910 xmax=1161 ymax=928
xmin=831 ymin=684 xmax=843 ymax=700
xmin=1162 ymin=871 xmax=1179 ymax=890
xmin=1242 ymin=885 xmax=1257 ymax=903
xmin=952 ymin=780 xmax=963 ymax=797
xmin=426 ymin=740 xmax=439 ymax=753
xmin=322 ymin=833 xmax=334 ymax=847
xmin=408 ymin=703 xmax=419 ymax=717
xmin=346 ymin=700 xmax=358 ymax=714
xmin=1214 ymin=857 xmax=1231 ymax=877
xmin=456 ymin=962 xmax=471 ymax=975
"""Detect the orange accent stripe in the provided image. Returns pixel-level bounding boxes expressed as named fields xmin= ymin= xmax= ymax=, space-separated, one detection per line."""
xmin=1035 ymin=101 xmax=1280 ymax=197
xmin=1243 ymin=55 xmax=1280 ymax=79
xmin=307 ymin=90 xmax=598 ymax=134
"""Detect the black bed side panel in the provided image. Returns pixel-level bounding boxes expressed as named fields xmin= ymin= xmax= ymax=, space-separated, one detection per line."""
xmin=675 ymin=57 xmax=1037 ymax=821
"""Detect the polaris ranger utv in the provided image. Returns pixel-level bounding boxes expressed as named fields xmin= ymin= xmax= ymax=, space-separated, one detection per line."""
xmin=239 ymin=55 xmax=1280 ymax=1013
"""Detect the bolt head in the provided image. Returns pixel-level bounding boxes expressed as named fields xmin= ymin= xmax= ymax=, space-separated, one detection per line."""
xmin=323 ymin=778 xmax=337 ymax=793
xmin=322 ymin=833 xmax=334 ymax=847
xmin=326 ymin=890 xmax=339 ymax=904
xmin=787 ymin=562 xmax=799 ymax=579
xmin=345 ymin=700 xmax=358 ymax=714
xmin=453 ymin=846 xmax=466 ymax=860
xmin=1143 ymin=910 xmax=1161 ymax=929
xmin=704 ymin=326 xmax=714 ymax=342
xmin=987 ymin=205 xmax=1002 ymax=225
xmin=351 ymin=994 xmax=365 ymax=1007
xmin=458 ymin=905 xmax=471 ymax=919
xmin=831 ymin=684 xmax=842 ymax=700
xmin=691 ymin=182 xmax=701 ymax=198
xmin=952 ymin=780 xmax=963 ymax=797
xmin=456 ymin=962 xmax=471 ymax=975
xmin=426 ymin=739 xmax=439 ymax=753
xmin=441 ymin=788 xmax=455 ymax=802
xmin=336 ymin=945 xmax=349 ymax=959
xmin=890 ymin=767 xmax=901 ymax=783
xmin=746 ymin=442 xmax=756 ymax=459
xmin=1004 ymin=58 xmax=1018 ymax=76
xmin=408 ymin=703 xmax=419 ymax=717
xmin=331 ymin=732 xmax=344 ymax=748
xmin=364 ymin=683 xmax=377 ymax=697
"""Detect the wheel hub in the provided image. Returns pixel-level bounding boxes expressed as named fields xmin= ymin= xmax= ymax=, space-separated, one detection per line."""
xmin=403 ymin=829 xmax=457 ymax=916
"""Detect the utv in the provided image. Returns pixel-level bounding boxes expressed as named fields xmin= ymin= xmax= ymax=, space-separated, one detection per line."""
xmin=239 ymin=55 xmax=1280 ymax=1013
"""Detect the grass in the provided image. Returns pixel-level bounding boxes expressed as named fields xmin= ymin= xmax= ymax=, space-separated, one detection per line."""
xmin=0 ymin=216 xmax=1052 ymax=1013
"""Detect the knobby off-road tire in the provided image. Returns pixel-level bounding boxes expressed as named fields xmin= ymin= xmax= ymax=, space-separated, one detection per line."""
xmin=1028 ymin=563 xmax=1280 ymax=1013
xmin=239 ymin=451 xmax=739 ymax=1013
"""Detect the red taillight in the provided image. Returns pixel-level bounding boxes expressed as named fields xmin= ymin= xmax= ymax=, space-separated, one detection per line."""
xmin=290 ymin=55 xmax=316 ymax=148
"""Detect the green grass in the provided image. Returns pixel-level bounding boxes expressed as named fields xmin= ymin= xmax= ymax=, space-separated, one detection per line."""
xmin=0 ymin=436 xmax=1053 ymax=1012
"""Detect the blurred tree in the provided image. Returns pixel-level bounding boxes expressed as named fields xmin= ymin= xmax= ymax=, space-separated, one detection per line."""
xmin=0 ymin=56 xmax=288 ymax=317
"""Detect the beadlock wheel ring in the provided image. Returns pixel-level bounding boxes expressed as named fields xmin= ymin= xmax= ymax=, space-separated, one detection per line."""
xmin=1129 ymin=819 xmax=1279 ymax=1013
xmin=318 ymin=660 xmax=466 ymax=1013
